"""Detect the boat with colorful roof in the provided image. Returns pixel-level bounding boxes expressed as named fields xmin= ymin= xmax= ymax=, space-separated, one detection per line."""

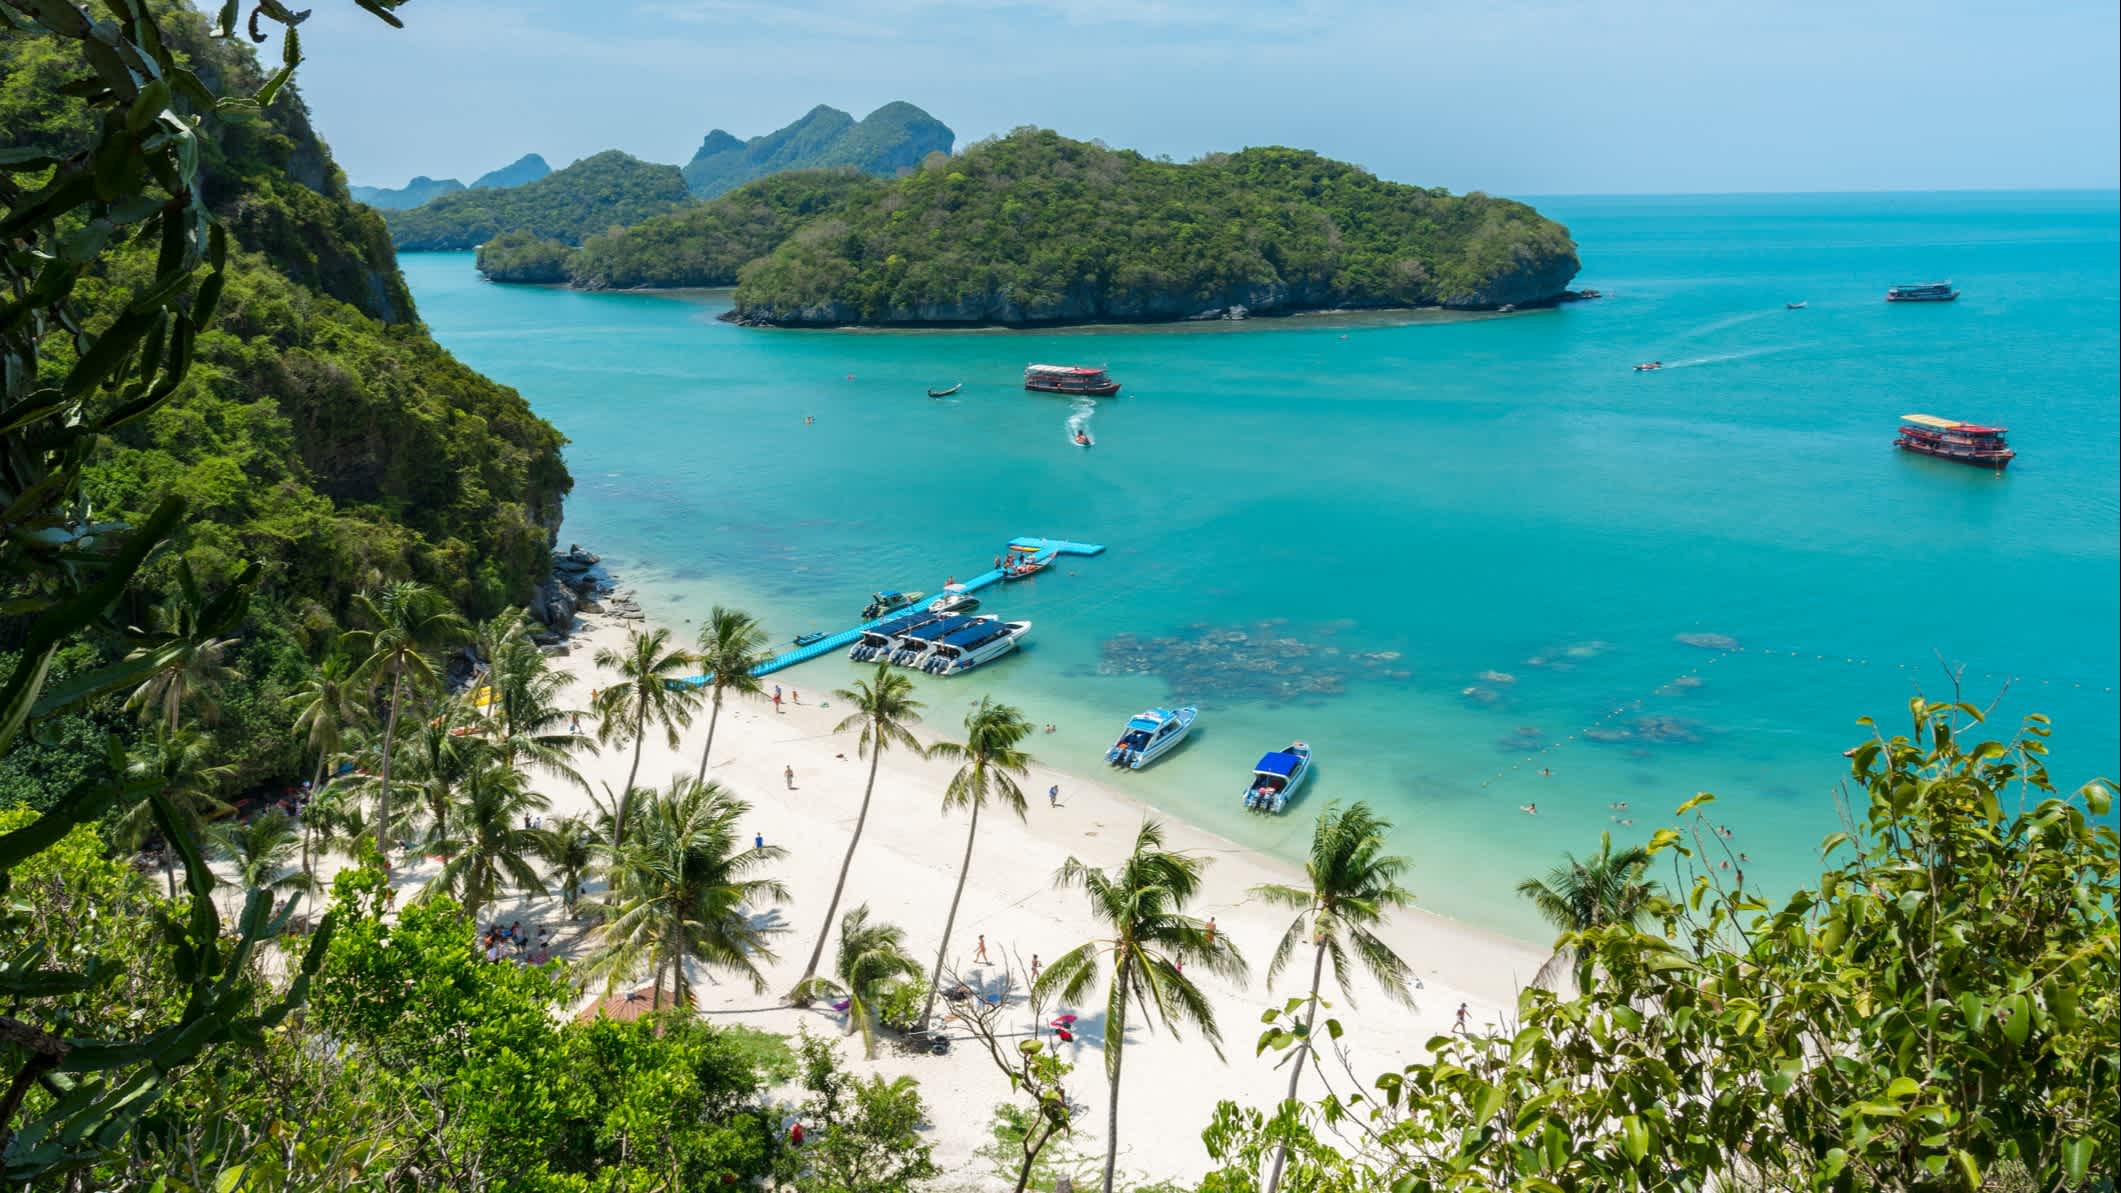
xmin=1242 ymin=741 xmax=1312 ymax=814
xmin=1024 ymin=364 xmax=1121 ymax=397
xmin=1886 ymin=281 xmax=1960 ymax=303
xmin=1896 ymin=414 xmax=2014 ymax=470
xmin=1105 ymin=706 xmax=1197 ymax=769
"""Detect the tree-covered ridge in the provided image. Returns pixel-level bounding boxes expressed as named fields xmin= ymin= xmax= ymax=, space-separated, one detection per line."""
xmin=729 ymin=129 xmax=1581 ymax=326
xmin=385 ymin=150 xmax=691 ymax=251
xmin=682 ymin=101 xmax=953 ymax=198
xmin=471 ymin=152 xmax=552 ymax=190
xmin=0 ymin=10 xmax=569 ymax=797
xmin=476 ymin=169 xmax=887 ymax=289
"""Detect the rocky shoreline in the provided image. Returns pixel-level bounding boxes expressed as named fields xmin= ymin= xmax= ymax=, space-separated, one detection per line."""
xmin=526 ymin=545 xmax=647 ymax=648
xmin=717 ymin=287 xmax=1605 ymax=330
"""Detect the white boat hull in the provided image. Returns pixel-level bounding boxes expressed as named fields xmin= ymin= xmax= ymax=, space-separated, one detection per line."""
xmin=922 ymin=621 xmax=1031 ymax=675
xmin=1105 ymin=706 xmax=1197 ymax=769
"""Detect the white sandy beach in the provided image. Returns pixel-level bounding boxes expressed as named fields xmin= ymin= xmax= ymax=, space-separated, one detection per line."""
xmin=496 ymin=605 xmax=1549 ymax=1189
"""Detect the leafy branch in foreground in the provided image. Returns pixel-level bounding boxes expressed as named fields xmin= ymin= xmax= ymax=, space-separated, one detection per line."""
xmin=1201 ymin=701 xmax=2119 ymax=1192
xmin=0 ymin=0 xmax=405 ymax=1179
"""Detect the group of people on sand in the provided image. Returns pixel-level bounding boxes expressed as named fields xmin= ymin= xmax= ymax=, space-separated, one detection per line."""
xmin=482 ymin=921 xmax=552 ymax=966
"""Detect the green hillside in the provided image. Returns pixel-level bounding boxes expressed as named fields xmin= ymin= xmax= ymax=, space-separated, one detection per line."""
xmin=0 ymin=10 xmax=569 ymax=795
xmin=729 ymin=129 xmax=1581 ymax=326
xmin=385 ymin=150 xmax=691 ymax=250
xmin=681 ymin=101 xmax=954 ymax=198
xmin=477 ymin=169 xmax=886 ymax=288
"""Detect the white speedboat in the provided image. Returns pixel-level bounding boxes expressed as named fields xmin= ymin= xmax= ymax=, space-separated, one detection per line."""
xmin=1242 ymin=742 xmax=1311 ymax=814
xmin=921 ymin=618 xmax=1030 ymax=675
xmin=889 ymin=614 xmax=985 ymax=667
xmin=849 ymin=611 xmax=940 ymax=662
xmin=928 ymin=583 xmax=980 ymax=615
xmin=1105 ymin=706 xmax=1196 ymax=769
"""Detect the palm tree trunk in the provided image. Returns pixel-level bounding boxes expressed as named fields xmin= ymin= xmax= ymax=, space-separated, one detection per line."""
xmin=375 ymin=665 xmax=406 ymax=857
xmin=1262 ymin=939 xmax=1330 ymax=1193
xmin=798 ymin=744 xmax=883 ymax=988
xmin=618 ymin=701 xmax=648 ymax=840
xmin=302 ymin=756 xmax=325 ymax=916
xmin=1101 ymin=957 xmax=1132 ymax=1193
xmin=917 ymin=800 xmax=981 ymax=1032
xmin=695 ymin=688 xmax=724 ymax=784
xmin=162 ymin=838 xmax=177 ymax=900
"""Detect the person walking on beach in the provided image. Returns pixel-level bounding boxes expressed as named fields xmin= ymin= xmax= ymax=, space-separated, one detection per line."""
xmin=772 ymin=685 xmax=784 ymax=714
xmin=1029 ymin=954 xmax=1042 ymax=982
xmin=791 ymin=689 xmax=800 ymax=704
xmin=570 ymin=712 xmax=581 ymax=733
xmin=1048 ymin=784 xmax=1060 ymax=808
xmin=784 ymin=765 xmax=795 ymax=790
xmin=1455 ymin=1002 xmax=1470 ymax=1034
xmin=1204 ymin=917 xmax=1217 ymax=947
xmin=755 ymin=832 xmax=766 ymax=852
xmin=974 ymin=934 xmax=991 ymax=964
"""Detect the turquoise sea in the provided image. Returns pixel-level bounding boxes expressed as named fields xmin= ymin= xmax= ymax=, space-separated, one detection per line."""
xmin=400 ymin=191 xmax=2120 ymax=941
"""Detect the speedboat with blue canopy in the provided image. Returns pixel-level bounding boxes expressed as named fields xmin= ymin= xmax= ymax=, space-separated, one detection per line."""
xmin=849 ymin=611 xmax=941 ymax=662
xmin=1106 ymin=706 xmax=1197 ymax=770
xmin=921 ymin=618 xmax=1031 ymax=675
xmin=889 ymin=614 xmax=985 ymax=667
xmin=1243 ymin=741 xmax=1311 ymax=814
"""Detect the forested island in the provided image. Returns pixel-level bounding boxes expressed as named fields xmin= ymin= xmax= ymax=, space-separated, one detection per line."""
xmin=386 ymin=149 xmax=694 ymax=251
xmin=476 ymin=130 xmax=1583 ymax=326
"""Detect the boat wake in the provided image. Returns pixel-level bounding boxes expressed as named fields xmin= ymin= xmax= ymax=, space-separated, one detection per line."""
xmin=1662 ymin=344 xmax=1808 ymax=370
xmin=1066 ymin=397 xmax=1095 ymax=446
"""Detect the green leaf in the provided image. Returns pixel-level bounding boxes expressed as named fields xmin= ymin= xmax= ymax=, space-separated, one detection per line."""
xmin=2060 ymin=1137 xmax=2090 ymax=1186
xmin=1619 ymin=1114 xmax=1649 ymax=1162
xmin=1998 ymin=993 xmax=2031 ymax=1046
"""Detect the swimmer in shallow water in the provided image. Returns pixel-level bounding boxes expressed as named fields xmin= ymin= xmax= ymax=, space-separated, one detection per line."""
xmin=1520 ymin=803 xmax=1538 ymax=815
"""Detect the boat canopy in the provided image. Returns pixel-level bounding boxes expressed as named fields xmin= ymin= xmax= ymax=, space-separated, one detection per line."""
xmin=1254 ymin=752 xmax=1304 ymax=777
xmin=1126 ymin=716 xmax=1164 ymax=732
xmin=1026 ymin=364 xmax=1107 ymax=376
xmin=1902 ymin=413 xmax=2006 ymax=433
xmin=1008 ymin=543 xmax=1043 ymax=555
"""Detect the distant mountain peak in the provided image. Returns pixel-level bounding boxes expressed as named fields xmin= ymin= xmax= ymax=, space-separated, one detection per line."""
xmin=681 ymin=101 xmax=954 ymax=198
xmin=350 ymin=174 xmax=465 ymax=210
xmin=471 ymin=153 xmax=551 ymax=190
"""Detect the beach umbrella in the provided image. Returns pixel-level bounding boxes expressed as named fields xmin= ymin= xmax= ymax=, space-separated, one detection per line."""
xmin=576 ymin=985 xmax=660 ymax=1023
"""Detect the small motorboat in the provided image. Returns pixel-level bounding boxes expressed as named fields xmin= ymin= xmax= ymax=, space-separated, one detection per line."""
xmin=1106 ymin=706 xmax=1197 ymax=769
xmin=1785 ymin=301 xmax=1808 ymax=310
xmin=792 ymin=631 xmax=827 ymax=647
xmin=927 ymin=382 xmax=962 ymax=398
xmin=1242 ymin=741 xmax=1312 ymax=814
xmin=1001 ymin=543 xmax=1050 ymax=581
xmin=861 ymin=590 xmax=925 ymax=620
xmin=1633 ymin=361 xmax=1663 ymax=372
xmin=1073 ymin=430 xmax=1093 ymax=448
xmin=928 ymin=583 xmax=980 ymax=615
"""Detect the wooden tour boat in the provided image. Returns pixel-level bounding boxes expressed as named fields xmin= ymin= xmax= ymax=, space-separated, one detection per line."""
xmin=1896 ymin=413 xmax=2014 ymax=470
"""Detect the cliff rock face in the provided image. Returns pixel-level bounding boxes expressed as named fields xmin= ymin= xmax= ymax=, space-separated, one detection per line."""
xmin=681 ymin=102 xmax=954 ymax=197
xmin=728 ymin=133 xmax=1580 ymax=328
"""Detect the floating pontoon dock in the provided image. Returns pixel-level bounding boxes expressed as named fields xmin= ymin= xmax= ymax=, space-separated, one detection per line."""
xmin=679 ymin=537 xmax=1105 ymax=684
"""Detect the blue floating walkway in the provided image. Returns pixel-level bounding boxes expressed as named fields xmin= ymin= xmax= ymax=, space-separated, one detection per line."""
xmin=678 ymin=536 xmax=1105 ymax=685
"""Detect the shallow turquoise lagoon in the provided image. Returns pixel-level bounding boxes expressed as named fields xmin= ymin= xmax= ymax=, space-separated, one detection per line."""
xmin=401 ymin=191 xmax=2119 ymax=940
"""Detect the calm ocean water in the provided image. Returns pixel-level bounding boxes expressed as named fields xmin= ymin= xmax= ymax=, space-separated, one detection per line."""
xmin=400 ymin=191 xmax=2119 ymax=941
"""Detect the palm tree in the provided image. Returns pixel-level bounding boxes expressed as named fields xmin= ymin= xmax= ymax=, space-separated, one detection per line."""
xmin=792 ymin=904 xmax=925 ymax=1058
xmin=796 ymin=663 xmax=925 ymax=990
xmin=480 ymin=611 xmax=591 ymax=790
xmin=1037 ymin=818 xmax=1248 ymax=1193
xmin=587 ymin=777 xmax=788 ymax=1010
xmin=1251 ymin=802 xmax=1417 ymax=1193
xmin=1515 ymin=831 xmax=1659 ymax=989
xmin=346 ymin=581 xmax=469 ymax=855
xmin=692 ymin=606 xmax=770 ymax=782
xmin=287 ymin=647 xmax=369 ymax=906
xmin=537 ymin=815 xmax=599 ymax=913
xmin=124 ymin=561 xmax=240 ymax=733
xmin=591 ymin=626 xmax=699 ymax=842
xmin=120 ymin=724 xmax=237 ymax=898
xmin=399 ymin=694 xmax=481 ymax=847
xmin=209 ymin=809 xmax=310 ymax=900
xmin=422 ymin=754 xmax=551 ymax=925
xmin=916 ymin=697 xmax=1034 ymax=1031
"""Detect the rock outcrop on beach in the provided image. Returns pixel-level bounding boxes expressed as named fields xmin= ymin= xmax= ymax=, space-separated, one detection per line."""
xmin=726 ymin=130 xmax=1581 ymax=327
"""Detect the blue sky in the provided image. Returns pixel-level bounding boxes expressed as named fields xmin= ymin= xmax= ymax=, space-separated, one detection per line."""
xmin=292 ymin=0 xmax=2121 ymax=195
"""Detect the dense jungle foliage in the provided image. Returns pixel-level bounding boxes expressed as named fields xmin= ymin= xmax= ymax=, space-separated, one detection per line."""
xmin=727 ymin=129 xmax=1582 ymax=325
xmin=0 ymin=9 xmax=569 ymax=801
